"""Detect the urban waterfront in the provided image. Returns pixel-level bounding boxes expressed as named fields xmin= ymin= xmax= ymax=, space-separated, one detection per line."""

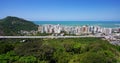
xmin=33 ymin=21 xmax=120 ymax=28
xmin=0 ymin=0 xmax=120 ymax=62
xmin=37 ymin=24 xmax=120 ymax=46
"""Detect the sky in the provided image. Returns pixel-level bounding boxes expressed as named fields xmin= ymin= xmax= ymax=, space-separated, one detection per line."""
xmin=0 ymin=0 xmax=120 ymax=21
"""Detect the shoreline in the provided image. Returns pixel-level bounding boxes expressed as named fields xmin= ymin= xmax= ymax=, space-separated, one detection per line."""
xmin=32 ymin=21 xmax=120 ymax=28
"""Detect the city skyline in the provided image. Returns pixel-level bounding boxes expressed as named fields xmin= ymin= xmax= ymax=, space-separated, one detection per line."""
xmin=0 ymin=0 xmax=120 ymax=21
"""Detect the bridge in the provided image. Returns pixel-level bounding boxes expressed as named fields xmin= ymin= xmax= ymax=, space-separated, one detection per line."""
xmin=0 ymin=36 xmax=104 ymax=38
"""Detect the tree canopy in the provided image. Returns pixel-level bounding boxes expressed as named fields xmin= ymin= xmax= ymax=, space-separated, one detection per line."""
xmin=0 ymin=38 xmax=120 ymax=63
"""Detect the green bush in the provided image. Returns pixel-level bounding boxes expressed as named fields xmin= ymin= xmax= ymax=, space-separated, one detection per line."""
xmin=18 ymin=56 xmax=37 ymax=63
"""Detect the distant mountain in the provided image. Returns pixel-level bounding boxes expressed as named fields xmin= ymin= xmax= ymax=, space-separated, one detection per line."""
xmin=0 ymin=16 xmax=38 ymax=35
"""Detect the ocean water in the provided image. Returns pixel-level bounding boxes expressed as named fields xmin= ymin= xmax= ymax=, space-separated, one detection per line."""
xmin=32 ymin=21 xmax=120 ymax=28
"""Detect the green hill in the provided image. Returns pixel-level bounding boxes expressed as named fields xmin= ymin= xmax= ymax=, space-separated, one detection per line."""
xmin=0 ymin=16 xmax=38 ymax=35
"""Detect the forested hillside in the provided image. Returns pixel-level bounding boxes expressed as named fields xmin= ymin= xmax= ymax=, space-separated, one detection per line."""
xmin=0 ymin=38 xmax=120 ymax=63
xmin=0 ymin=16 xmax=38 ymax=35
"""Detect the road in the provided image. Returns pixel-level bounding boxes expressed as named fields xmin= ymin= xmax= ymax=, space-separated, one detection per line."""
xmin=0 ymin=36 xmax=104 ymax=38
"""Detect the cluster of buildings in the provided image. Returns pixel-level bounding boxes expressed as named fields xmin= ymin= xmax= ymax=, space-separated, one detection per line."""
xmin=38 ymin=24 xmax=120 ymax=46
xmin=18 ymin=30 xmax=38 ymax=35
xmin=38 ymin=24 xmax=120 ymax=36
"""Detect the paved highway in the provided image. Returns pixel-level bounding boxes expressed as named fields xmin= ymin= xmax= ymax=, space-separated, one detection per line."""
xmin=0 ymin=36 xmax=104 ymax=38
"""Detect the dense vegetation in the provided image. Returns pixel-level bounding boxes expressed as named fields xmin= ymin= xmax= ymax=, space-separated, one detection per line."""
xmin=0 ymin=16 xmax=38 ymax=35
xmin=0 ymin=38 xmax=120 ymax=63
